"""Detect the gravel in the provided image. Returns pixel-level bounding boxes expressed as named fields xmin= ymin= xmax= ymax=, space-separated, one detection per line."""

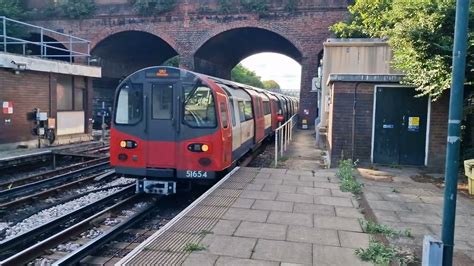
xmin=2 ymin=187 xmax=124 ymax=240
xmin=75 ymin=176 xmax=134 ymax=194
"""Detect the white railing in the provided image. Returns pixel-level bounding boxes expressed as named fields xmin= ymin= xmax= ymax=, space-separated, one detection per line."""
xmin=274 ymin=114 xmax=298 ymax=167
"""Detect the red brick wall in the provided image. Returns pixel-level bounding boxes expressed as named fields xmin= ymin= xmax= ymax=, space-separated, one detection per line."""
xmin=428 ymin=92 xmax=449 ymax=170
xmin=329 ymin=81 xmax=449 ymax=169
xmin=0 ymin=69 xmax=93 ymax=146
xmin=0 ymin=69 xmax=50 ymax=144
xmin=329 ymin=82 xmax=374 ymax=164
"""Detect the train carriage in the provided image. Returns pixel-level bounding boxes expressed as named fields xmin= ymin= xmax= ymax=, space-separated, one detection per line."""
xmin=111 ymin=66 xmax=298 ymax=195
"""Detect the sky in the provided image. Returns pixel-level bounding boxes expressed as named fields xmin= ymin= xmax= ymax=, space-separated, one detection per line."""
xmin=239 ymin=52 xmax=301 ymax=91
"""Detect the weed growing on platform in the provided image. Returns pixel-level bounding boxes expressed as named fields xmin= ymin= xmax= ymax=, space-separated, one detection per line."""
xmin=184 ymin=243 xmax=207 ymax=252
xmin=355 ymin=238 xmax=416 ymax=265
xmin=337 ymin=159 xmax=363 ymax=194
xmin=359 ymin=219 xmax=413 ymax=239
xmin=199 ymin=230 xmax=213 ymax=236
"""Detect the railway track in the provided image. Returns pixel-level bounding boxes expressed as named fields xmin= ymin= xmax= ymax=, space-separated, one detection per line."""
xmin=0 ymin=185 xmax=135 ymax=264
xmin=0 ymin=157 xmax=109 ymax=191
xmin=0 ymin=160 xmax=110 ymax=204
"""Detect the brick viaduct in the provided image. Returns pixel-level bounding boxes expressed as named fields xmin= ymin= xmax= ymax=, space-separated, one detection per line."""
xmin=27 ymin=0 xmax=350 ymax=124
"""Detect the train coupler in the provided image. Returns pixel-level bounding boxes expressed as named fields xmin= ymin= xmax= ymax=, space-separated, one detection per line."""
xmin=136 ymin=179 xmax=176 ymax=195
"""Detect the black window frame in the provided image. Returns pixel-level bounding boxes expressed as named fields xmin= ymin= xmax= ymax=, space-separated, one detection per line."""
xmin=182 ymin=85 xmax=218 ymax=129
xmin=151 ymin=83 xmax=174 ymax=120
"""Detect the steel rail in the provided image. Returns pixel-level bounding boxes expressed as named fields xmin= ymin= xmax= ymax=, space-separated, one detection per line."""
xmin=0 ymin=161 xmax=109 ymax=201
xmin=0 ymin=193 xmax=140 ymax=266
xmin=0 ymin=157 xmax=109 ymax=190
xmin=53 ymin=202 xmax=154 ymax=266
xmin=0 ymin=185 xmax=135 ymax=255
xmin=0 ymin=170 xmax=116 ymax=210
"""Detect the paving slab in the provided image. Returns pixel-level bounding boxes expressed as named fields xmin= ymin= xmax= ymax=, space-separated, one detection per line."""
xmin=252 ymin=199 xmax=294 ymax=212
xmin=234 ymin=221 xmax=287 ymax=240
xmin=267 ymin=211 xmax=313 ymax=227
xmin=338 ymin=231 xmax=370 ymax=249
xmin=313 ymin=245 xmax=371 ymax=266
xmin=286 ymin=225 xmax=339 ymax=246
xmin=215 ymin=257 xmax=279 ymax=266
xmin=252 ymin=239 xmax=312 ymax=264
xmin=313 ymin=216 xmax=362 ymax=232
xmin=200 ymin=235 xmax=257 ymax=258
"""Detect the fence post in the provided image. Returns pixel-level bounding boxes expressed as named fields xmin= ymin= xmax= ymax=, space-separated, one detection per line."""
xmin=280 ymin=125 xmax=284 ymax=157
xmin=275 ymin=130 xmax=278 ymax=167
xmin=40 ymin=28 xmax=44 ymax=57
xmin=69 ymin=36 xmax=73 ymax=63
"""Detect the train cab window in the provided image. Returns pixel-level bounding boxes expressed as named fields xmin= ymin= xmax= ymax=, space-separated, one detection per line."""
xmin=183 ymin=86 xmax=217 ymax=128
xmin=220 ymin=102 xmax=228 ymax=129
xmin=152 ymin=83 xmax=173 ymax=119
xmin=115 ymin=83 xmax=143 ymax=125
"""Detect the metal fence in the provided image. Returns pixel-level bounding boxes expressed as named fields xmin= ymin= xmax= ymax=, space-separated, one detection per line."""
xmin=0 ymin=16 xmax=90 ymax=63
xmin=275 ymin=114 xmax=298 ymax=167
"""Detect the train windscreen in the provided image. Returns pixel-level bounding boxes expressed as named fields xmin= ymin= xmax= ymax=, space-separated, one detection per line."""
xmin=115 ymin=83 xmax=143 ymax=125
xmin=183 ymin=86 xmax=217 ymax=128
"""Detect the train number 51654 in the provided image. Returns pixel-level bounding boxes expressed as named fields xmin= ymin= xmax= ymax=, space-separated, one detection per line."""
xmin=185 ymin=171 xmax=208 ymax=178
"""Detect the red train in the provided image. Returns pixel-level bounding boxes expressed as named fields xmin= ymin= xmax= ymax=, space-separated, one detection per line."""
xmin=110 ymin=67 xmax=298 ymax=194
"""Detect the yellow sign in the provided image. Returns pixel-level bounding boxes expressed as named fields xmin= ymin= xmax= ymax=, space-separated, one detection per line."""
xmin=409 ymin=117 xmax=419 ymax=127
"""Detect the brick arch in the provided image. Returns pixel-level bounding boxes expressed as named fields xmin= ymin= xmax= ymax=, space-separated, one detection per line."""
xmin=192 ymin=22 xmax=305 ymax=62
xmin=89 ymin=26 xmax=180 ymax=55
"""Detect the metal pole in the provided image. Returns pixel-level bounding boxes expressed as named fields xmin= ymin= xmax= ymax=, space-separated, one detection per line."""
xmin=280 ymin=126 xmax=284 ymax=156
xmin=2 ymin=17 xmax=6 ymax=52
xmin=101 ymin=101 xmax=105 ymax=143
xmin=442 ymin=1 xmax=471 ymax=265
xmin=69 ymin=36 xmax=72 ymax=63
xmin=40 ymin=28 xmax=44 ymax=57
xmin=275 ymin=130 xmax=278 ymax=167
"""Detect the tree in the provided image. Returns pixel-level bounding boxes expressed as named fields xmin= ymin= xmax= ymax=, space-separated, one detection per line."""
xmin=231 ymin=64 xmax=264 ymax=88
xmin=263 ymin=80 xmax=280 ymax=90
xmin=162 ymin=56 xmax=179 ymax=67
xmin=0 ymin=0 xmax=24 ymax=19
xmin=330 ymin=0 xmax=474 ymax=99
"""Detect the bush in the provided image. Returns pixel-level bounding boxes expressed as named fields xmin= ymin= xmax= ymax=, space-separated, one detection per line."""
xmin=47 ymin=0 xmax=95 ymax=19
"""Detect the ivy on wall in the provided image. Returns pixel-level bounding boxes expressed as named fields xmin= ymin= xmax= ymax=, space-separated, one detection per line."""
xmin=46 ymin=0 xmax=96 ymax=19
xmin=132 ymin=0 xmax=177 ymax=16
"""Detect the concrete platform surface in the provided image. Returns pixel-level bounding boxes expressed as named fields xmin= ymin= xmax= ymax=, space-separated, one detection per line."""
xmin=358 ymin=166 xmax=474 ymax=265
xmin=117 ymin=166 xmax=371 ymax=265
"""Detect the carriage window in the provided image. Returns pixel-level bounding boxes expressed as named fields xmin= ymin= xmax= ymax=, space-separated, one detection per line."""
xmin=238 ymin=101 xmax=245 ymax=122
xmin=152 ymin=84 xmax=173 ymax=119
xmin=229 ymin=100 xmax=236 ymax=126
xmin=263 ymin=101 xmax=271 ymax=115
xmin=115 ymin=83 xmax=143 ymax=125
xmin=183 ymin=86 xmax=216 ymax=128
xmin=244 ymin=101 xmax=253 ymax=120
xmin=220 ymin=103 xmax=228 ymax=128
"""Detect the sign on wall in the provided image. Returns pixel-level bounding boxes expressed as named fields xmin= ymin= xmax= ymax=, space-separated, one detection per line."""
xmin=2 ymin=101 xmax=13 ymax=114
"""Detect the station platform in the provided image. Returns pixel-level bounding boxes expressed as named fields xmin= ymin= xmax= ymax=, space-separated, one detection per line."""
xmin=118 ymin=129 xmax=371 ymax=265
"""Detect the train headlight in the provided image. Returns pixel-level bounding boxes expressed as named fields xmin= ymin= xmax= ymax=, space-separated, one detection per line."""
xmin=120 ymin=140 xmax=138 ymax=149
xmin=120 ymin=140 xmax=127 ymax=148
xmin=188 ymin=143 xmax=210 ymax=153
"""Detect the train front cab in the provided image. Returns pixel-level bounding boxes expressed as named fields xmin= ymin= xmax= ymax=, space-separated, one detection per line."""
xmin=111 ymin=67 xmax=232 ymax=195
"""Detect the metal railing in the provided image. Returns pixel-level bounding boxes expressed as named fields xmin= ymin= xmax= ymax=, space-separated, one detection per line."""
xmin=275 ymin=114 xmax=298 ymax=167
xmin=0 ymin=16 xmax=90 ymax=63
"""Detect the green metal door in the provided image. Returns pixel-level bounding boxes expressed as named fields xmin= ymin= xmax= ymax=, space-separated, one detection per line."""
xmin=373 ymin=86 xmax=428 ymax=165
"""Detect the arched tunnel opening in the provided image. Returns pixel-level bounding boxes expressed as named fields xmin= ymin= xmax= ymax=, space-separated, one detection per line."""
xmin=24 ymin=33 xmax=70 ymax=62
xmin=90 ymin=30 xmax=178 ymax=129
xmin=194 ymin=27 xmax=303 ymax=80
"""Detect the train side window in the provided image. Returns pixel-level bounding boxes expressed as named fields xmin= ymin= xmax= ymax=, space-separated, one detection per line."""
xmin=115 ymin=83 xmax=143 ymax=125
xmin=244 ymin=101 xmax=253 ymax=121
xmin=229 ymin=99 xmax=236 ymax=127
xmin=220 ymin=102 xmax=228 ymax=129
xmin=238 ymin=101 xmax=245 ymax=122
xmin=263 ymin=101 xmax=271 ymax=115
xmin=152 ymin=83 xmax=173 ymax=119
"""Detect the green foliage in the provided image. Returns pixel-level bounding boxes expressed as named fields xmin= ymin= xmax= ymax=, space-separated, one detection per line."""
xmin=132 ymin=0 xmax=177 ymax=16
xmin=284 ymin=0 xmax=298 ymax=13
xmin=162 ymin=56 xmax=179 ymax=67
xmin=231 ymin=64 xmax=264 ymax=88
xmin=240 ymin=0 xmax=268 ymax=15
xmin=0 ymin=0 xmax=24 ymax=19
xmin=262 ymin=80 xmax=280 ymax=90
xmin=330 ymin=0 xmax=474 ymax=99
xmin=219 ymin=0 xmax=235 ymax=14
xmin=337 ymin=159 xmax=364 ymax=194
xmin=183 ymin=243 xmax=207 ymax=252
xmin=46 ymin=0 xmax=96 ymax=19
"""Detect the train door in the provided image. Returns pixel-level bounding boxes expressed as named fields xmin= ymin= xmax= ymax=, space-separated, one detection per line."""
xmin=145 ymin=82 xmax=177 ymax=168
xmin=216 ymin=92 xmax=232 ymax=167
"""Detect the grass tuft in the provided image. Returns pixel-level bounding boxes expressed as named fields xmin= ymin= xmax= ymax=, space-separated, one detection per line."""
xmin=183 ymin=243 xmax=207 ymax=252
xmin=359 ymin=219 xmax=413 ymax=239
xmin=337 ymin=159 xmax=364 ymax=194
xmin=355 ymin=238 xmax=416 ymax=265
